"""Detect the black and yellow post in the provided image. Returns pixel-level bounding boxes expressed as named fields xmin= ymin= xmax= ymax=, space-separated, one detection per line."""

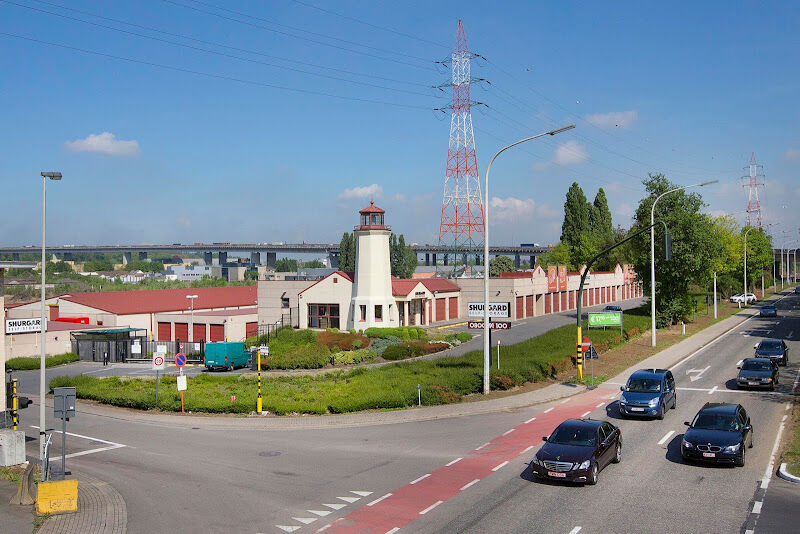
xmin=576 ymin=328 xmax=584 ymax=382
xmin=256 ymin=348 xmax=263 ymax=415
xmin=11 ymin=378 xmax=19 ymax=430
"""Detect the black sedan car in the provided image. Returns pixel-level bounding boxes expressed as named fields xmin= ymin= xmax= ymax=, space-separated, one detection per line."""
xmin=737 ymin=358 xmax=779 ymax=391
xmin=759 ymin=304 xmax=778 ymax=317
xmin=754 ymin=338 xmax=789 ymax=366
xmin=531 ymin=419 xmax=621 ymax=485
xmin=681 ymin=403 xmax=753 ymax=466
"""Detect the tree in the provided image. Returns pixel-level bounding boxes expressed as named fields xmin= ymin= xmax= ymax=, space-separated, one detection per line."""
xmin=389 ymin=234 xmax=417 ymax=278
xmin=537 ymin=242 xmax=571 ymax=267
xmin=629 ymin=173 xmax=719 ymax=325
xmin=561 ymin=182 xmax=593 ymax=268
xmin=302 ymin=259 xmax=325 ymax=269
xmin=590 ymin=188 xmax=613 ymax=242
xmin=742 ymin=227 xmax=773 ymax=293
xmin=48 ymin=261 xmax=73 ymax=274
xmin=275 ymin=258 xmax=299 ymax=272
xmin=84 ymin=260 xmax=115 ymax=272
xmin=338 ymin=232 xmax=355 ymax=271
xmin=489 ymin=255 xmax=515 ymax=276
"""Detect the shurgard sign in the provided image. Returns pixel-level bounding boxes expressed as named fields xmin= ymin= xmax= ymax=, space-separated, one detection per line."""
xmin=558 ymin=265 xmax=567 ymax=291
xmin=547 ymin=265 xmax=558 ymax=292
xmin=588 ymin=312 xmax=622 ymax=327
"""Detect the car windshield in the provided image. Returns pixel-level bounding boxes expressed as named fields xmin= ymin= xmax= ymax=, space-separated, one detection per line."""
xmin=741 ymin=361 xmax=772 ymax=372
xmin=548 ymin=425 xmax=597 ymax=446
xmin=625 ymin=377 xmax=661 ymax=393
xmin=758 ymin=341 xmax=782 ymax=352
xmin=691 ymin=413 xmax=739 ymax=431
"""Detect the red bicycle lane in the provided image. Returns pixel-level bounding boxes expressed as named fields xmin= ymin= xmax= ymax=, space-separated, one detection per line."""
xmin=321 ymin=387 xmax=615 ymax=533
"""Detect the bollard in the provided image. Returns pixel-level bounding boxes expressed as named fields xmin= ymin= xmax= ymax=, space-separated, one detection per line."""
xmin=497 ymin=339 xmax=500 ymax=370
xmin=11 ymin=378 xmax=18 ymax=430
xmin=681 ymin=322 xmax=686 ymax=335
xmin=417 ymin=384 xmax=421 ymax=407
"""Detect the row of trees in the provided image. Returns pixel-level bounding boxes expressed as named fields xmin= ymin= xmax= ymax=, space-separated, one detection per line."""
xmin=338 ymin=232 xmax=417 ymax=278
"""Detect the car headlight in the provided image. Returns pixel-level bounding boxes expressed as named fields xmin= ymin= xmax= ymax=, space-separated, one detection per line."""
xmin=682 ymin=439 xmax=694 ymax=448
xmin=762 ymin=377 xmax=772 ymax=382
xmin=725 ymin=443 xmax=741 ymax=452
xmin=648 ymin=398 xmax=659 ymax=407
xmin=619 ymin=398 xmax=627 ymax=405
xmin=532 ymin=457 xmax=543 ymax=466
xmin=576 ymin=460 xmax=591 ymax=470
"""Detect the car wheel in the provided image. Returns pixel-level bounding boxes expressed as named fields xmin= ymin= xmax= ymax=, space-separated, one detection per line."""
xmin=770 ymin=382 xmax=775 ymax=391
xmin=673 ymin=395 xmax=677 ymax=409
xmin=735 ymin=447 xmax=745 ymax=467
xmin=657 ymin=405 xmax=664 ymax=420
xmin=612 ymin=442 xmax=622 ymax=464
xmin=587 ymin=462 xmax=598 ymax=485
xmin=749 ymin=432 xmax=754 ymax=449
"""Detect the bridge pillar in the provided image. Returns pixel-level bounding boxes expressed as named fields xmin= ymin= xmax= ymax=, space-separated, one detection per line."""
xmin=63 ymin=251 xmax=73 ymax=262
xmin=515 ymin=254 xmax=521 ymax=269
xmin=266 ymin=252 xmax=277 ymax=268
xmin=122 ymin=251 xmax=132 ymax=265
xmin=443 ymin=254 xmax=448 ymax=266
xmin=425 ymin=253 xmax=430 ymax=266
xmin=530 ymin=255 xmax=536 ymax=268
xmin=432 ymin=253 xmax=437 ymax=265
xmin=138 ymin=251 xmax=148 ymax=262
xmin=328 ymin=251 xmax=339 ymax=269
xmin=12 ymin=252 xmax=19 ymax=261
xmin=250 ymin=251 xmax=261 ymax=266
xmin=463 ymin=253 xmax=468 ymax=266
xmin=203 ymin=252 xmax=213 ymax=265
xmin=218 ymin=251 xmax=227 ymax=265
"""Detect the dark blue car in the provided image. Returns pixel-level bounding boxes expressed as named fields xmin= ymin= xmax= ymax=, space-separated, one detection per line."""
xmin=759 ymin=304 xmax=777 ymax=318
xmin=681 ymin=403 xmax=753 ymax=466
xmin=618 ymin=369 xmax=676 ymax=420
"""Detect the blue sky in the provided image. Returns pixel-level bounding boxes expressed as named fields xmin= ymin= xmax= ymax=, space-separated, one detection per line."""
xmin=1 ymin=1 xmax=799 ymax=250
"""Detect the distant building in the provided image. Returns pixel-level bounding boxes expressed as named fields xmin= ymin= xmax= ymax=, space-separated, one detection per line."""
xmin=165 ymin=265 xmax=222 ymax=281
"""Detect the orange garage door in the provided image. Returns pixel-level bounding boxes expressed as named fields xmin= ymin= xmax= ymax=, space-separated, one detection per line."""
xmin=210 ymin=324 xmax=224 ymax=342
xmin=157 ymin=322 xmax=171 ymax=341
xmin=174 ymin=323 xmax=188 ymax=342
xmin=449 ymin=297 xmax=458 ymax=319
xmin=516 ymin=296 xmax=524 ymax=318
xmin=526 ymin=296 xmax=533 ymax=317
xmin=436 ymin=298 xmax=446 ymax=322
xmin=193 ymin=323 xmax=206 ymax=342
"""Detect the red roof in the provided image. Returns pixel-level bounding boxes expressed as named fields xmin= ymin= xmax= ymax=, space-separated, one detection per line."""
xmin=58 ymin=286 xmax=257 ymax=315
xmin=392 ymin=277 xmax=459 ymax=296
xmin=359 ymin=201 xmax=385 ymax=214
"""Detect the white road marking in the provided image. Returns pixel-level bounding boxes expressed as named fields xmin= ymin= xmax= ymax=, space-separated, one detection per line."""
xmin=64 ymin=445 xmax=126 ymax=460
xmin=276 ymin=526 xmax=300 ymax=532
xmin=544 ymin=408 xmax=554 ymax=413
xmin=445 ymin=457 xmax=462 ymax=467
xmin=322 ymin=504 xmax=346 ymax=510
xmin=30 ymin=425 xmax=126 ymax=458
xmin=596 ymin=402 xmax=605 ymax=408
xmin=794 ymin=367 xmax=800 ymax=389
xmin=745 ymin=530 xmax=755 ymax=534
xmin=315 ymin=523 xmax=332 ymax=532
xmin=503 ymin=428 xmax=515 ymax=436
xmin=337 ymin=496 xmax=360 ymax=503
xmin=580 ymin=411 xmax=591 ymax=418
xmin=561 ymin=398 xmax=571 ymax=404
xmin=752 ymin=501 xmax=763 ymax=514
xmin=569 ymin=528 xmax=582 ymax=534
xmin=492 ymin=461 xmax=509 ymax=471
xmin=385 ymin=529 xmax=400 ymax=534
xmin=658 ymin=431 xmax=675 ymax=446
xmin=708 ymin=386 xmax=718 ymax=394
xmin=521 ymin=445 xmax=534 ymax=454
xmin=308 ymin=510 xmax=331 ymax=517
xmin=367 ymin=493 xmax=392 ymax=506
xmin=476 ymin=441 xmax=491 ymax=450
xmin=688 ymin=366 xmax=711 ymax=382
xmin=293 ymin=517 xmax=318 ymax=525
xmin=782 ymin=415 xmax=788 ymax=422
xmin=351 ymin=491 xmax=372 ymax=497
xmin=762 ymin=421 xmax=787 ymax=490
xmin=460 ymin=479 xmax=480 ymax=491
xmin=419 ymin=500 xmax=443 ymax=515
xmin=410 ymin=474 xmax=430 ymax=485
xmin=30 ymin=425 xmax=124 ymax=447
xmin=525 ymin=417 xmax=537 ymax=424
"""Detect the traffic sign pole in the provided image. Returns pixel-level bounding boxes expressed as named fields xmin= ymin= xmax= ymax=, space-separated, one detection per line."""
xmin=175 ymin=352 xmax=186 ymax=414
xmin=576 ymin=326 xmax=583 ymax=382
xmin=257 ymin=346 xmax=267 ymax=415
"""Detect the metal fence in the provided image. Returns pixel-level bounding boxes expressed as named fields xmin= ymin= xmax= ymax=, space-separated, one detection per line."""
xmin=256 ymin=310 xmax=296 ymax=341
xmin=71 ymin=338 xmax=205 ymax=363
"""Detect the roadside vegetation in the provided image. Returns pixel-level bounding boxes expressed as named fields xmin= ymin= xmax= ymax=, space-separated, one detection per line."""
xmin=5 ymin=353 xmax=78 ymax=371
xmin=782 ymin=403 xmax=800 ymax=477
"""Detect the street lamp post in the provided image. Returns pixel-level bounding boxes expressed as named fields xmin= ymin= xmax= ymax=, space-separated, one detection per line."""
xmin=482 ymin=124 xmax=575 ymax=394
xmin=743 ymin=226 xmax=754 ymax=306
xmin=186 ymin=294 xmax=198 ymax=343
xmin=649 ymin=180 xmax=717 ymax=347
xmin=38 ymin=171 xmax=61 ymax=463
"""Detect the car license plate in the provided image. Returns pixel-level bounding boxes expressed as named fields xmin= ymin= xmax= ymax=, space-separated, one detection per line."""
xmin=702 ymin=452 xmax=715 ymax=458
xmin=631 ymin=407 xmax=645 ymax=412
xmin=748 ymin=381 xmax=760 ymax=386
xmin=548 ymin=471 xmax=566 ymax=478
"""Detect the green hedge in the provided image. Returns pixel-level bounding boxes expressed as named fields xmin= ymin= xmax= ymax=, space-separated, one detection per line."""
xmin=365 ymin=327 xmax=426 ymax=340
xmin=245 ymin=327 xmax=317 ymax=354
xmin=332 ymin=348 xmax=377 ymax=365
xmin=260 ymin=342 xmax=330 ymax=370
xmin=6 ymin=353 xmax=79 ymax=371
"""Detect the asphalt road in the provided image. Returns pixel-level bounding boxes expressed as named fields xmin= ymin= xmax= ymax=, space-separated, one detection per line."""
xmin=13 ymin=294 xmax=797 ymax=534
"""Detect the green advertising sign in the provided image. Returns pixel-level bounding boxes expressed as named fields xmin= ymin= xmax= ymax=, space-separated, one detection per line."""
xmin=588 ymin=312 xmax=622 ymax=327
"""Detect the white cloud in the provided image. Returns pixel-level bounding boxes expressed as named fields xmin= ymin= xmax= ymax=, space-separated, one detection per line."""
xmin=784 ymin=148 xmax=800 ymax=161
xmin=64 ymin=132 xmax=140 ymax=156
xmin=586 ymin=110 xmax=638 ymax=129
xmin=489 ymin=196 xmax=559 ymax=221
xmin=554 ymin=140 xmax=588 ymax=166
xmin=337 ymin=183 xmax=382 ymax=200
xmin=392 ymin=192 xmax=407 ymax=202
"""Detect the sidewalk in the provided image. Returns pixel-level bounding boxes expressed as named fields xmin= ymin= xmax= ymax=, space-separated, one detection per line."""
xmin=0 ymin=476 xmax=33 ymax=533
xmin=37 ymin=472 xmax=127 ymax=534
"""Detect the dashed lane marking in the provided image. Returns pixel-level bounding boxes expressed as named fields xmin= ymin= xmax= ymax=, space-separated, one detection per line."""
xmin=492 ymin=461 xmax=509 ymax=471
xmin=367 ymin=494 xmax=392 ymax=507
xmin=460 ymin=479 xmax=480 ymax=491
xmin=580 ymin=411 xmax=591 ymax=418
xmin=658 ymin=430 xmax=675 ymax=446
xmin=410 ymin=474 xmax=430 ymax=485
xmin=737 ymin=359 xmax=744 ymax=367
xmin=596 ymin=402 xmax=605 ymax=408
xmin=385 ymin=529 xmax=400 ymax=534
xmin=569 ymin=528 xmax=582 ymax=534
xmin=561 ymin=398 xmax=571 ymax=404
xmin=708 ymin=386 xmax=718 ymax=394
xmin=544 ymin=408 xmax=554 ymax=413
xmin=752 ymin=501 xmax=763 ymax=514
xmin=476 ymin=442 xmax=490 ymax=450
xmin=419 ymin=500 xmax=442 ymax=515
xmin=445 ymin=458 xmax=462 ymax=467
xmin=521 ymin=445 xmax=534 ymax=454
xmin=503 ymin=428 xmax=515 ymax=436
xmin=525 ymin=417 xmax=537 ymax=424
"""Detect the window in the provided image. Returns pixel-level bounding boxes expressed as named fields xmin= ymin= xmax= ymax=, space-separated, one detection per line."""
xmin=281 ymin=297 xmax=290 ymax=309
xmin=375 ymin=305 xmax=383 ymax=321
xmin=308 ymin=304 xmax=339 ymax=329
xmin=360 ymin=305 xmax=366 ymax=321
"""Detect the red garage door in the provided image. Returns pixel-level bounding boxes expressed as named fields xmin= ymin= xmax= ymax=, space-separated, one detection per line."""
xmin=561 ymin=292 xmax=567 ymax=310
xmin=516 ymin=296 xmax=524 ymax=318
xmin=210 ymin=324 xmax=224 ymax=342
xmin=583 ymin=291 xmax=588 ymax=306
xmin=246 ymin=322 xmax=258 ymax=338
xmin=436 ymin=298 xmax=446 ymax=322
xmin=174 ymin=323 xmax=188 ymax=342
xmin=526 ymin=296 xmax=533 ymax=317
xmin=449 ymin=297 xmax=458 ymax=319
xmin=545 ymin=294 xmax=551 ymax=314
xmin=568 ymin=291 xmax=575 ymax=309
xmin=157 ymin=322 xmax=171 ymax=341
xmin=193 ymin=323 xmax=207 ymax=342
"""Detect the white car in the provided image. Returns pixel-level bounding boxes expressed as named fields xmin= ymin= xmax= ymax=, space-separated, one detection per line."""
xmin=730 ymin=293 xmax=757 ymax=304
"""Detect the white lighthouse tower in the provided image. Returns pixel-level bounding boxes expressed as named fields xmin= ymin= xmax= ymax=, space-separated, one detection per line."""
xmin=351 ymin=202 xmax=398 ymax=329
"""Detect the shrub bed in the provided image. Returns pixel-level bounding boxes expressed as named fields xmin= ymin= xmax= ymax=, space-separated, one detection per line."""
xmin=332 ymin=348 xmax=377 ymax=366
xmin=365 ymin=327 xmax=426 ymax=340
xmin=261 ymin=342 xmax=330 ymax=370
xmin=317 ymin=331 xmax=370 ymax=351
xmin=6 ymin=353 xmax=79 ymax=371
xmin=381 ymin=342 xmax=448 ymax=361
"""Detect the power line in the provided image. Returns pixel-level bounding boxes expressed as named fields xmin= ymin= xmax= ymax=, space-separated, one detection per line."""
xmin=0 ymin=31 xmax=433 ymax=110
xmin=1 ymin=0 xmax=438 ymax=97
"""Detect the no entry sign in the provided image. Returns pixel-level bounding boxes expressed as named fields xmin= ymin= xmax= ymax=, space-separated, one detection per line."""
xmin=468 ymin=321 xmax=511 ymax=330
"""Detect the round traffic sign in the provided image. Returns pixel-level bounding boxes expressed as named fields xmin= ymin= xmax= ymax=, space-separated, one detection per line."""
xmin=175 ymin=352 xmax=186 ymax=368
xmin=153 ymin=355 xmax=164 ymax=367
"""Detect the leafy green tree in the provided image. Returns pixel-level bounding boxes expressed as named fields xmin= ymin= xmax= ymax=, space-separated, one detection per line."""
xmin=742 ymin=227 xmax=773 ymax=294
xmin=489 ymin=255 xmax=515 ymax=276
xmin=537 ymin=242 xmax=571 ymax=267
xmin=48 ymin=261 xmax=73 ymax=274
xmin=561 ymin=182 xmax=594 ymax=268
xmin=629 ymin=173 xmax=719 ymax=326
xmin=388 ymin=234 xmax=417 ymax=278
xmin=302 ymin=259 xmax=325 ymax=269
xmin=84 ymin=260 xmax=115 ymax=272
xmin=338 ymin=232 xmax=355 ymax=271
xmin=275 ymin=258 xmax=299 ymax=272
xmin=590 ymin=188 xmax=613 ymax=242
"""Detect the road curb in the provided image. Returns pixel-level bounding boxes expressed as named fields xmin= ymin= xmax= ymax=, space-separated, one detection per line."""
xmin=38 ymin=471 xmax=127 ymax=534
xmin=777 ymin=462 xmax=800 ymax=483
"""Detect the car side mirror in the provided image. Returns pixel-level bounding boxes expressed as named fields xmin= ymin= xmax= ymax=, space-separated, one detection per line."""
xmin=737 ymin=365 xmax=741 ymax=369
xmin=753 ymin=344 xmax=758 ymax=349
xmin=684 ymin=421 xmax=691 ymax=427
xmin=542 ymin=436 xmax=548 ymax=442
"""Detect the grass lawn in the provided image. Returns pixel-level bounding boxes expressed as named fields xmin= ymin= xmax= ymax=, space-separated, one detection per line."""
xmin=784 ymin=405 xmax=800 ymax=477
xmin=5 ymin=353 xmax=79 ymax=371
